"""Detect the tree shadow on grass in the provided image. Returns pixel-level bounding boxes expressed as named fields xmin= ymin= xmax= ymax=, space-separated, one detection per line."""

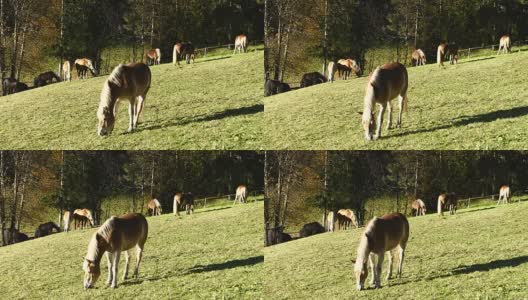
xmin=458 ymin=56 xmax=496 ymax=64
xmin=456 ymin=206 xmax=496 ymax=215
xmin=186 ymin=256 xmax=264 ymax=274
xmin=136 ymin=104 xmax=264 ymax=133
xmin=194 ymin=56 xmax=232 ymax=64
xmin=452 ymin=256 xmax=528 ymax=274
xmin=389 ymin=106 xmax=528 ymax=139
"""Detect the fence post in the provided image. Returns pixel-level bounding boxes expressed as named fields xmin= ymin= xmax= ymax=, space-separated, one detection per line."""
xmin=467 ymin=198 xmax=471 ymax=208
xmin=204 ymin=197 xmax=207 ymax=209
xmin=204 ymin=48 xmax=208 ymax=57
xmin=467 ymin=48 xmax=471 ymax=60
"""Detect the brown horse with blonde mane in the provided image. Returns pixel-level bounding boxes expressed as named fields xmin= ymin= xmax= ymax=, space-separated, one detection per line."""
xmin=173 ymin=42 xmax=195 ymax=65
xmin=337 ymin=209 xmax=358 ymax=230
xmin=97 ymin=63 xmax=151 ymax=136
xmin=146 ymin=49 xmax=161 ymax=65
xmin=73 ymin=208 xmax=95 ymax=229
xmin=83 ymin=213 xmax=148 ymax=289
xmin=173 ymin=192 xmax=195 ymax=216
xmin=497 ymin=35 xmax=511 ymax=55
xmin=411 ymin=199 xmax=426 ymax=216
xmin=233 ymin=34 xmax=248 ymax=54
xmin=411 ymin=49 xmax=426 ymax=66
xmin=75 ymin=58 xmax=97 ymax=79
xmin=437 ymin=193 xmax=457 ymax=216
xmin=234 ymin=185 xmax=248 ymax=204
xmin=358 ymin=62 xmax=408 ymax=141
xmin=62 ymin=61 xmax=72 ymax=82
xmin=497 ymin=185 xmax=511 ymax=205
xmin=147 ymin=199 xmax=162 ymax=216
xmin=337 ymin=59 xmax=361 ymax=80
xmin=353 ymin=213 xmax=409 ymax=291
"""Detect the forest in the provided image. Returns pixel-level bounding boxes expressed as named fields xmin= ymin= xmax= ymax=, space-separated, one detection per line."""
xmin=0 ymin=0 xmax=264 ymax=82
xmin=0 ymin=150 xmax=264 ymax=246
xmin=264 ymin=151 xmax=528 ymax=235
xmin=264 ymin=0 xmax=528 ymax=82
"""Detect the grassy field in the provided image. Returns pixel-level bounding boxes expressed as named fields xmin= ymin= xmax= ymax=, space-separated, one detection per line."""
xmin=0 ymin=201 xmax=263 ymax=299
xmin=265 ymin=51 xmax=528 ymax=150
xmin=265 ymin=201 xmax=528 ymax=299
xmin=0 ymin=50 xmax=263 ymax=150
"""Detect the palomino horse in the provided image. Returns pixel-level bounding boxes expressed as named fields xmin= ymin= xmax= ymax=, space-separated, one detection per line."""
xmin=73 ymin=208 xmax=95 ymax=229
xmin=327 ymin=211 xmax=335 ymax=232
xmin=83 ymin=213 xmax=148 ymax=289
xmin=146 ymin=49 xmax=162 ymax=66
xmin=34 ymin=71 xmax=61 ymax=87
xmin=34 ymin=222 xmax=61 ymax=238
xmin=147 ymin=199 xmax=162 ymax=216
xmin=63 ymin=211 xmax=72 ymax=232
xmin=97 ymin=63 xmax=151 ymax=136
xmin=411 ymin=199 xmax=426 ymax=216
xmin=173 ymin=192 xmax=195 ymax=216
xmin=234 ymin=185 xmax=248 ymax=204
xmin=327 ymin=62 xmax=338 ymax=82
xmin=75 ymin=58 xmax=97 ymax=79
xmin=353 ymin=213 xmax=409 ymax=291
xmin=437 ymin=193 xmax=457 ymax=216
xmin=337 ymin=59 xmax=361 ymax=80
xmin=497 ymin=35 xmax=511 ymax=55
xmin=497 ymin=185 xmax=511 ymax=205
xmin=437 ymin=42 xmax=448 ymax=66
xmin=62 ymin=61 xmax=72 ymax=82
xmin=337 ymin=209 xmax=359 ymax=230
xmin=173 ymin=42 xmax=195 ymax=65
xmin=358 ymin=62 xmax=408 ymax=141
xmin=411 ymin=49 xmax=426 ymax=66
xmin=234 ymin=34 xmax=248 ymax=54
xmin=447 ymin=43 xmax=459 ymax=65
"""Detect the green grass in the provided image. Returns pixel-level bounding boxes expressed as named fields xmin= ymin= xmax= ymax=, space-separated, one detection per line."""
xmin=265 ymin=51 xmax=528 ymax=150
xmin=264 ymin=201 xmax=528 ymax=299
xmin=0 ymin=50 xmax=264 ymax=150
xmin=0 ymin=201 xmax=263 ymax=299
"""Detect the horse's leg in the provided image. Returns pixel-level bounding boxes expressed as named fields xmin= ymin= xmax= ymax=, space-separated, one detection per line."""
xmin=128 ymin=99 xmax=135 ymax=132
xmin=373 ymin=103 xmax=386 ymax=140
xmin=134 ymin=245 xmax=143 ymax=278
xmin=397 ymin=95 xmax=405 ymax=128
xmin=386 ymin=250 xmax=393 ymax=281
xmin=386 ymin=101 xmax=393 ymax=130
xmin=106 ymin=252 xmax=113 ymax=286
xmin=111 ymin=251 xmax=120 ymax=288
xmin=369 ymin=253 xmax=376 ymax=287
xmin=375 ymin=253 xmax=384 ymax=288
xmin=397 ymin=245 xmax=405 ymax=278
xmin=122 ymin=250 xmax=130 ymax=281
xmin=135 ymin=95 xmax=146 ymax=128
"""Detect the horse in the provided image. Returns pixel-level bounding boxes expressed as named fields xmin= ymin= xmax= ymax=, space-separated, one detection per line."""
xmin=82 ymin=213 xmax=148 ymax=289
xmin=437 ymin=193 xmax=457 ymax=216
xmin=34 ymin=222 xmax=61 ymax=238
xmin=2 ymin=78 xmax=17 ymax=96
xmin=411 ymin=199 xmax=426 ymax=216
xmin=75 ymin=58 xmax=97 ymax=79
xmin=266 ymin=225 xmax=292 ymax=245
xmin=437 ymin=42 xmax=448 ymax=66
xmin=299 ymin=222 xmax=325 ymax=238
xmin=2 ymin=229 xmax=29 ymax=245
xmin=34 ymin=71 xmax=61 ymax=88
xmin=352 ymin=213 xmax=409 ymax=291
xmin=264 ymin=79 xmax=291 ymax=96
xmin=337 ymin=209 xmax=359 ymax=230
xmin=173 ymin=42 xmax=195 ymax=65
xmin=234 ymin=34 xmax=248 ymax=54
xmin=337 ymin=59 xmax=361 ymax=79
xmin=97 ymin=63 xmax=151 ymax=136
xmin=173 ymin=192 xmax=195 ymax=216
xmin=497 ymin=35 xmax=511 ymax=55
xmin=62 ymin=61 xmax=72 ymax=82
xmin=327 ymin=211 xmax=335 ymax=232
xmin=147 ymin=199 xmax=162 ymax=216
xmin=146 ymin=49 xmax=161 ymax=66
xmin=411 ymin=49 xmax=426 ymax=66
xmin=497 ymin=185 xmax=511 ymax=205
xmin=234 ymin=185 xmax=248 ymax=204
xmin=358 ymin=62 xmax=408 ymax=141
xmin=300 ymin=72 xmax=327 ymax=88
xmin=447 ymin=43 xmax=459 ymax=65
xmin=73 ymin=208 xmax=95 ymax=229
xmin=327 ymin=62 xmax=338 ymax=82
xmin=63 ymin=211 xmax=72 ymax=232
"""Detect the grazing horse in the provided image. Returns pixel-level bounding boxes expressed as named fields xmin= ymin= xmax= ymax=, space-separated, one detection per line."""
xmin=234 ymin=185 xmax=248 ymax=204
xmin=146 ymin=49 xmax=161 ymax=66
xmin=358 ymin=62 xmax=408 ymax=141
xmin=234 ymin=34 xmax=248 ymax=54
xmin=264 ymin=79 xmax=291 ymax=96
xmin=82 ymin=213 xmax=148 ymax=289
xmin=75 ymin=58 xmax=97 ymax=79
xmin=337 ymin=59 xmax=361 ymax=79
xmin=437 ymin=193 xmax=457 ymax=216
xmin=2 ymin=229 xmax=29 ymax=245
xmin=73 ymin=208 xmax=95 ymax=229
xmin=353 ymin=213 xmax=409 ymax=291
xmin=2 ymin=78 xmax=17 ymax=96
xmin=447 ymin=43 xmax=459 ymax=65
xmin=34 ymin=222 xmax=61 ymax=238
xmin=62 ymin=61 xmax=72 ymax=82
xmin=299 ymin=222 xmax=325 ymax=238
xmin=266 ymin=226 xmax=292 ymax=245
xmin=63 ymin=211 xmax=72 ymax=232
xmin=327 ymin=211 xmax=335 ymax=232
xmin=337 ymin=209 xmax=359 ymax=230
xmin=411 ymin=199 xmax=426 ymax=216
xmin=411 ymin=49 xmax=427 ymax=66
xmin=147 ymin=199 xmax=162 ymax=216
xmin=97 ymin=63 xmax=151 ymax=136
xmin=173 ymin=42 xmax=195 ymax=65
xmin=34 ymin=71 xmax=61 ymax=88
xmin=300 ymin=72 xmax=327 ymax=88
xmin=327 ymin=62 xmax=338 ymax=82
xmin=497 ymin=35 xmax=511 ymax=55
xmin=497 ymin=185 xmax=511 ymax=205
xmin=437 ymin=42 xmax=448 ymax=66
xmin=173 ymin=192 xmax=195 ymax=216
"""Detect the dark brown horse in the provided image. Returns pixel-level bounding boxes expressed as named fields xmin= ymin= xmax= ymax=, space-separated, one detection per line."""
xmin=2 ymin=78 xmax=27 ymax=95
xmin=34 ymin=222 xmax=61 ymax=238
xmin=34 ymin=71 xmax=61 ymax=87
xmin=173 ymin=42 xmax=195 ymax=65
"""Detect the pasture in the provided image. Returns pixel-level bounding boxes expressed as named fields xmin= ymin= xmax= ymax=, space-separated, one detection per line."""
xmin=0 ymin=201 xmax=263 ymax=299
xmin=265 ymin=201 xmax=528 ymax=299
xmin=0 ymin=50 xmax=263 ymax=150
xmin=264 ymin=51 xmax=528 ymax=150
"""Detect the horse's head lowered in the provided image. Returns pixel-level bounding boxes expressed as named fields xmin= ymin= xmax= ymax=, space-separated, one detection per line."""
xmin=352 ymin=258 xmax=369 ymax=291
xmin=83 ymin=257 xmax=101 ymax=289
xmin=97 ymin=106 xmax=115 ymax=136
xmin=358 ymin=111 xmax=376 ymax=141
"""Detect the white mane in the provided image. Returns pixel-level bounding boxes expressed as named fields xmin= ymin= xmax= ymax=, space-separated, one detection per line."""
xmin=354 ymin=217 xmax=377 ymax=272
xmin=86 ymin=216 xmax=116 ymax=262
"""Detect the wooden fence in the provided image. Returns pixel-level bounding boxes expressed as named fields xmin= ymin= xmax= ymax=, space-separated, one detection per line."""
xmin=193 ymin=188 xmax=264 ymax=209
xmin=195 ymin=40 xmax=264 ymax=58
xmin=458 ymin=39 xmax=528 ymax=60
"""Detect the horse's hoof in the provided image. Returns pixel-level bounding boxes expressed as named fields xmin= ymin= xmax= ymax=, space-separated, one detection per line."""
xmin=373 ymin=135 xmax=380 ymax=141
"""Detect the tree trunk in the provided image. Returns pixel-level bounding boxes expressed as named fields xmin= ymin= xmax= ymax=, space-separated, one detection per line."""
xmin=0 ymin=151 xmax=5 ymax=246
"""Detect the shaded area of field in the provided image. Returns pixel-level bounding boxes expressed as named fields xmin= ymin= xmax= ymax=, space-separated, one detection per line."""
xmin=0 ymin=51 xmax=263 ymax=150
xmin=0 ymin=201 xmax=263 ymax=299
xmin=265 ymin=202 xmax=528 ymax=299
xmin=265 ymin=52 xmax=528 ymax=149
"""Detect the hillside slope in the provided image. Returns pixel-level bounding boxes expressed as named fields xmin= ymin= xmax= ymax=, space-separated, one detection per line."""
xmin=0 ymin=202 xmax=263 ymax=299
xmin=0 ymin=51 xmax=263 ymax=150
xmin=265 ymin=51 xmax=528 ymax=150
xmin=265 ymin=202 xmax=528 ymax=299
